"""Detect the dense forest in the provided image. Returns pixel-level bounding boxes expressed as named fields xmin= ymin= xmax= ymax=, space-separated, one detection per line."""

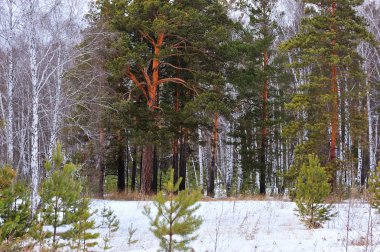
xmin=0 ymin=0 xmax=379 ymax=203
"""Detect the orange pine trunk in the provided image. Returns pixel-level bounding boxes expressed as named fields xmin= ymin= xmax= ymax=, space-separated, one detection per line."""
xmin=147 ymin=33 xmax=164 ymax=108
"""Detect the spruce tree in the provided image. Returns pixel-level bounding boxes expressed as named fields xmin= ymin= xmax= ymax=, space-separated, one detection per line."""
xmin=143 ymin=169 xmax=202 ymax=251
xmin=295 ymin=154 xmax=336 ymax=229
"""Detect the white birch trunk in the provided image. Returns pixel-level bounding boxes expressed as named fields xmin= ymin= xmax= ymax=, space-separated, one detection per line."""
xmin=225 ymin=123 xmax=234 ymax=194
xmin=47 ymin=48 xmax=62 ymax=162
xmin=5 ymin=0 xmax=15 ymax=165
xmin=344 ymin=79 xmax=352 ymax=186
xmin=357 ymin=140 xmax=362 ymax=186
xmin=29 ymin=2 xmax=40 ymax=214
xmin=6 ymin=48 xmax=14 ymax=165
xmin=198 ymin=128 xmax=204 ymax=193
xmin=367 ymin=79 xmax=376 ymax=172
xmin=236 ymin=150 xmax=242 ymax=195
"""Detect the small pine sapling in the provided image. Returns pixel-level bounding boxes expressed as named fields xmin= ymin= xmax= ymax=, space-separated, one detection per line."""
xmin=63 ymin=197 xmax=99 ymax=251
xmin=38 ymin=144 xmax=82 ymax=250
xmin=369 ymin=162 xmax=380 ymax=212
xmin=127 ymin=223 xmax=138 ymax=246
xmin=295 ymin=154 xmax=336 ymax=228
xmin=99 ymin=206 xmax=120 ymax=250
xmin=0 ymin=166 xmax=32 ymax=251
xmin=143 ymin=169 xmax=202 ymax=252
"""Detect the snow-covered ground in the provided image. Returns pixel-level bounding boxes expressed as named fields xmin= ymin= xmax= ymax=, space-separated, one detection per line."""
xmin=91 ymin=199 xmax=380 ymax=252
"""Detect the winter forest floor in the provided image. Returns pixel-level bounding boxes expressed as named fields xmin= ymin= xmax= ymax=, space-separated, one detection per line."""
xmin=90 ymin=199 xmax=380 ymax=252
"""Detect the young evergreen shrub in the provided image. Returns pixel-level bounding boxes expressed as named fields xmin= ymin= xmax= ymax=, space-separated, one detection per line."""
xmin=36 ymin=144 xmax=98 ymax=251
xmin=369 ymin=162 xmax=380 ymax=212
xmin=63 ymin=197 xmax=99 ymax=251
xmin=143 ymin=169 xmax=202 ymax=252
xmin=295 ymin=154 xmax=336 ymax=229
xmin=99 ymin=206 xmax=120 ymax=250
xmin=0 ymin=166 xmax=31 ymax=251
xmin=38 ymin=161 xmax=82 ymax=250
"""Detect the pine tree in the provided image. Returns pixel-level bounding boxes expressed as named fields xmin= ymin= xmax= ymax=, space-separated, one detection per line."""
xmin=295 ymin=154 xmax=336 ymax=229
xmin=143 ymin=169 xmax=202 ymax=251
xmin=99 ymin=206 xmax=120 ymax=251
xmin=237 ymin=0 xmax=279 ymax=195
xmin=369 ymin=162 xmax=380 ymax=212
xmin=0 ymin=166 xmax=31 ymax=251
xmin=90 ymin=0 xmax=241 ymax=195
xmin=38 ymin=145 xmax=82 ymax=250
xmin=63 ymin=197 xmax=99 ymax=251
xmin=281 ymin=0 xmax=374 ymax=189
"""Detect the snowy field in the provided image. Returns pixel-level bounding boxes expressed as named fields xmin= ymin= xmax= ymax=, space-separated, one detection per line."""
xmin=91 ymin=199 xmax=380 ymax=252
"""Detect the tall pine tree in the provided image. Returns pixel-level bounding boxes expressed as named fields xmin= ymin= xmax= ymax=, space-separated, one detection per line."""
xmin=281 ymin=0 xmax=373 ymax=189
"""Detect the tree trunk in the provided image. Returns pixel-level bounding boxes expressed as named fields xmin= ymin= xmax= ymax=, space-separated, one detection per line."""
xmin=131 ymin=145 xmax=137 ymax=192
xmin=117 ymin=131 xmax=125 ymax=193
xmin=225 ymin=121 xmax=234 ymax=197
xmin=141 ymin=143 xmax=153 ymax=194
xmin=47 ymin=53 xmax=62 ymax=163
xmin=30 ymin=21 xmax=39 ymax=215
xmin=140 ymin=147 xmax=143 ymax=192
xmin=173 ymin=139 xmax=179 ymax=186
xmin=208 ymin=112 xmax=218 ymax=197
xmin=98 ymin=128 xmax=106 ymax=198
xmin=152 ymin=146 xmax=158 ymax=193
xmin=198 ymin=128 xmax=204 ymax=193
xmin=173 ymin=87 xmax=180 ymax=185
xmin=179 ymin=130 xmax=187 ymax=191
xmin=329 ymin=0 xmax=338 ymax=189
xmin=260 ymin=50 xmax=269 ymax=195
xmin=366 ymin=76 xmax=376 ymax=172
xmin=126 ymin=140 xmax=129 ymax=192
xmin=5 ymin=0 xmax=15 ymax=166
xmin=237 ymin=147 xmax=242 ymax=196
xmin=6 ymin=45 xmax=14 ymax=166
xmin=357 ymin=139 xmax=362 ymax=186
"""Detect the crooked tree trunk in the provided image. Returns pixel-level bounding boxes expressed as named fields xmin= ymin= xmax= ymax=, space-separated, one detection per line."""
xmin=125 ymin=32 xmax=189 ymax=194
